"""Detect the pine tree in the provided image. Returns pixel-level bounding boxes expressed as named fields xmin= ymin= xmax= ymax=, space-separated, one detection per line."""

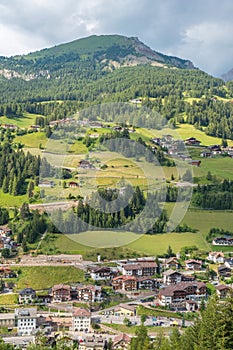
xmin=2 ymin=176 xmax=9 ymax=193
xmin=11 ymin=175 xmax=18 ymax=196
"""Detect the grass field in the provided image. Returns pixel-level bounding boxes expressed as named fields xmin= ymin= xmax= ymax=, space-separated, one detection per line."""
xmin=0 ymin=293 xmax=18 ymax=305
xmin=15 ymin=132 xmax=47 ymax=148
xmin=136 ymin=124 xmax=233 ymax=147
xmin=39 ymin=230 xmax=208 ymax=256
xmin=0 ymin=189 xmax=28 ymax=207
xmin=181 ymin=209 xmax=233 ymax=235
xmin=37 ymin=206 xmax=233 ymax=258
xmin=68 ymin=140 xmax=88 ymax=154
xmin=0 ymin=113 xmax=39 ymax=128
xmin=15 ymin=266 xmax=85 ymax=290
xmin=127 ymin=232 xmax=209 ymax=255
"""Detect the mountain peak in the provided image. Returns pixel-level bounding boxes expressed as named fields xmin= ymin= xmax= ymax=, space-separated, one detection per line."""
xmin=22 ymin=34 xmax=195 ymax=70
xmin=222 ymin=67 xmax=233 ymax=82
xmin=0 ymin=34 xmax=195 ymax=83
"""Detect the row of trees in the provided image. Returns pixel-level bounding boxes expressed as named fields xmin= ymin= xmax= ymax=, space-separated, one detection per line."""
xmin=193 ymin=180 xmax=233 ymax=210
xmin=0 ymin=140 xmax=40 ymax=196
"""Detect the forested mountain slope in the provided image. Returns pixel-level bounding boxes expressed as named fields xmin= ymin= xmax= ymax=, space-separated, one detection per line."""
xmin=0 ymin=34 xmax=233 ymax=139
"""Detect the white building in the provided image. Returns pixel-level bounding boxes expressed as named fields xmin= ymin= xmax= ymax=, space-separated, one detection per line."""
xmin=208 ymin=252 xmax=225 ymax=264
xmin=72 ymin=308 xmax=91 ymax=332
xmin=15 ymin=308 xmax=37 ymax=336
xmin=19 ymin=288 xmax=36 ymax=304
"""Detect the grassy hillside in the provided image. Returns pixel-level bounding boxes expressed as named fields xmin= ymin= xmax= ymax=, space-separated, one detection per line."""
xmin=0 ymin=113 xmax=38 ymax=128
xmin=15 ymin=266 xmax=85 ymax=290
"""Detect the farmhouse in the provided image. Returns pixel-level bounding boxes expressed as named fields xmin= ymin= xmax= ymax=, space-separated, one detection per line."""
xmin=224 ymin=258 xmax=233 ymax=269
xmin=68 ymin=181 xmax=79 ymax=188
xmin=112 ymin=276 xmax=137 ymax=292
xmin=185 ymin=137 xmax=201 ymax=146
xmin=215 ymin=285 xmax=232 ymax=299
xmin=89 ymin=121 xmax=103 ymax=128
xmin=208 ymin=251 xmax=225 ymax=264
xmin=218 ymin=266 xmax=231 ymax=278
xmin=89 ymin=266 xmax=113 ymax=281
xmin=29 ymin=125 xmax=40 ymax=131
xmin=122 ymin=261 xmax=157 ymax=277
xmin=39 ymin=180 xmax=55 ymax=188
xmin=78 ymin=160 xmax=95 ymax=169
xmin=201 ymin=151 xmax=212 ymax=158
xmin=0 ymin=267 xmax=16 ymax=278
xmin=163 ymin=257 xmax=180 ymax=270
xmin=189 ymin=160 xmax=201 ymax=167
xmin=163 ymin=270 xmax=182 ymax=285
xmin=159 ymin=282 xmax=207 ymax=306
xmin=76 ymin=285 xmax=103 ymax=303
xmin=0 ymin=225 xmax=12 ymax=236
xmin=19 ymin=288 xmax=36 ymax=304
xmin=212 ymin=237 xmax=233 ymax=246
xmin=113 ymin=333 xmax=131 ymax=349
xmin=1 ymin=124 xmax=17 ymax=130
xmin=185 ymin=259 xmax=203 ymax=271
xmin=51 ymin=284 xmax=71 ymax=302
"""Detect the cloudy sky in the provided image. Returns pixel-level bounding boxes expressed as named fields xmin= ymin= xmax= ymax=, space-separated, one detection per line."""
xmin=0 ymin=0 xmax=232 ymax=76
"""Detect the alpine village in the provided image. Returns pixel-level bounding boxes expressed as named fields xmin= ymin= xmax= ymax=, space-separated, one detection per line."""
xmin=0 ymin=34 xmax=232 ymax=350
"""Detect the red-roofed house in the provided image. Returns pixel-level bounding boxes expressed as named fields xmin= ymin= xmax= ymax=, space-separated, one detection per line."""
xmin=185 ymin=259 xmax=203 ymax=271
xmin=113 ymin=333 xmax=131 ymax=349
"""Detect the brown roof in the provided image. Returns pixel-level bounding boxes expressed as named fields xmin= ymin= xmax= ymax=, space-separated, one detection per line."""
xmin=73 ymin=307 xmax=91 ymax=317
xmin=137 ymin=276 xmax=156 ymax=282
xmin=115 ymin=304 xmax=136 ymax=312
xmin=185 ymin=259 xmax=202 ymax=265
xmin=113 ymin=276 xmax=137 ymax=282
xmin=123 ymin=262 xmax=157 ymax=270
xmin=216 ymin=284 xmax=231 ymax=291
xmin=52 ymin=284 xmax=71 ymax=292
xmin=163 ymin=269 xmax=182 ymax=276
xmin=165 ymin=257 xmax=179 ymax=264
xmin=160 ymin=282 xmax=206 ymax=297
xmin=90 ymin=266 xmax=111 ymax=273
xmin=76 ymin=284 xmax=101 ymax=292
xmin=113 ymin=333 xmax=131 ymax=345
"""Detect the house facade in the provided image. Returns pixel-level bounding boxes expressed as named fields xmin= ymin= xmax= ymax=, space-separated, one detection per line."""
xmin=159 ymin=282 xmax=207 ymax=306
xmin=76 ymin=285 xmax=103 ymax=303
xmin=15 ymin=308 xmax=37 ymax=336
xmin=19 ymin=288 xmax=36 ymax=304
xmin=185 ymin=259 xmax=203 ymax=271
xmin=122 ymin=262 xmax=157 ymax=277
xmin=89 ymin=266 xmax=113 ymax=281
xmin=216 ymin=285 xmax=232 ymax=299
xmin=51 ymin=284 xmax=71 ymax=302
xmin=112 ymin=276 xmax=137 ymax=292
xmin=208 ymin=252 xmax=225 ymax=264
xmin=72 ymin=308 xmax=91 ymax=332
